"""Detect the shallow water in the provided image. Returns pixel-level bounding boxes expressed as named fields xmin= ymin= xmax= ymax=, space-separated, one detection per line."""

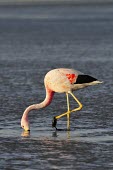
xmin=0 ymin=2 xmax=113 ymax=170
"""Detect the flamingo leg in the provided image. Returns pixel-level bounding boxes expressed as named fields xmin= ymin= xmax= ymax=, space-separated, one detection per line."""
xmin=53 ymin=91 xmax=83 ymax=130
xmin=52 ymin=93 xmax=70 ymax=130
xmin=66 ymin=92 xmax=70 ymax=130
xmin=68 ymin=91 xmax=83 ymax=113
xmin=66 ymin=92 xmax=70 ymax=112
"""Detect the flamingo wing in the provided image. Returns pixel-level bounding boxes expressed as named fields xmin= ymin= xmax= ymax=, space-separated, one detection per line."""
xmin=75 ymin=75 xmax=97 ymax=84
xmin=61 ymin=68 xmax=97 ymax=84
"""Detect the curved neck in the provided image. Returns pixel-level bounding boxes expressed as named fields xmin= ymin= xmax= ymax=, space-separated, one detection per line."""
xmin=22 ymin=88 xmax=54 ymax=119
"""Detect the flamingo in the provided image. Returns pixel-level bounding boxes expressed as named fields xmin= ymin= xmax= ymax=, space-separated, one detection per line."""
xmin=21 ymin=68 xmax=102 ymax=131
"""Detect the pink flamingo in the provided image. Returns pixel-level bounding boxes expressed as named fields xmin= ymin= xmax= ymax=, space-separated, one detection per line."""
xmin=21 ymin=68 xmax=102 ymax=131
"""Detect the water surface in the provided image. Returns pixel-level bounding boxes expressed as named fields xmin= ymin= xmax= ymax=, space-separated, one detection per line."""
xmin=0 ymin=3 xmax=113 ymax=169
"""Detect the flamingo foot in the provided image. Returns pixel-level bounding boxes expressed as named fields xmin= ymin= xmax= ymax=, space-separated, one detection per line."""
xmin=52 ymin=117 xmax=57 ymax=130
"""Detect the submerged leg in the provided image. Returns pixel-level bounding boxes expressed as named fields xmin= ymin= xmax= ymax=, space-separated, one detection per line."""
xmin=52 ymin=91 xmax=83 ymax=130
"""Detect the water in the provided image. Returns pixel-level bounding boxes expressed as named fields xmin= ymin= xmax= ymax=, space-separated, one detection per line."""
xmin=0 ymin=2 xmax=113 ymax=169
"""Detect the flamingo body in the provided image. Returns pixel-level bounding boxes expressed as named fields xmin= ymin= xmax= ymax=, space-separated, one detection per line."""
xmin=44 ymin=68 xmax=98 ymax=93
xmin=21 ymin=68 xmax=102 ymax=131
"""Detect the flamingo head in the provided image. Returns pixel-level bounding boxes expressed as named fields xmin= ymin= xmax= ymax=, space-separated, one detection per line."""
xmin=21 ymin=115 xmax=30 ymax=131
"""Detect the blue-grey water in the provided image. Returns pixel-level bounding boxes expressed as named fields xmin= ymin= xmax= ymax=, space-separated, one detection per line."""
xmin=0 ymin=3 xmax=113 ymax=170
